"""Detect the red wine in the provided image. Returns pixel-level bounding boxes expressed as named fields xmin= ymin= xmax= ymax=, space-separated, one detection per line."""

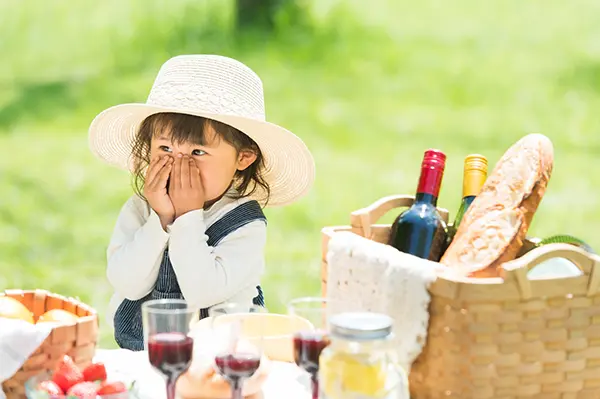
xmin=214 ymin=353 xmax=261 ymax=380
xmin=388 ymin=149 xmax=448 ymax=261
xmin=293 ymin=330 xmax=330 ymax=374
xmin=148 ymin=332 xmax=194 ymax=381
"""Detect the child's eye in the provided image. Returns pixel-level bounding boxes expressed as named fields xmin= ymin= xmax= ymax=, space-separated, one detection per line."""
xmin=159 ymin=145 xmax=172 ymax=153
xmin=192 ymin=149 xmax=206 ymax=156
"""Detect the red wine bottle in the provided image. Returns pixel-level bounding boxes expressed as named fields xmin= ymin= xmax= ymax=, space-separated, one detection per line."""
xmin=388 ymin=149 xmax=448 ymax=261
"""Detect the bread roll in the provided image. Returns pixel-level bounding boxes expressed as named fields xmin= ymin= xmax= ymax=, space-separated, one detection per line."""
xmin=440 ymin=134 xmax=554 ymax=277
xmin=177 ymin=354 xmax=270 ymax=399
xmin=177 ymin=338 xmax=271 ymax=399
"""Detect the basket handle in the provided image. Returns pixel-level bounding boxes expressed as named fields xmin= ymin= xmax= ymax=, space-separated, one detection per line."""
xmin=350 ymin=194 xmax=450 ymax=238
xmin=503 ymin=243 xmax=600 ymax=298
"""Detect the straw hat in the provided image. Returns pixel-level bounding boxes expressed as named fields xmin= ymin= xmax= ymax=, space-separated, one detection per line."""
xmin=88 ymin=54 xmax=315 ymax=207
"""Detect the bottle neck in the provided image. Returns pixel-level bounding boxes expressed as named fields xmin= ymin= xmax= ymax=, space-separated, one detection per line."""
xmin=415 ymin=192 xmax=438 ymax=206
xmin=416 ymin=165 xmax=444 ymax=203
xmin=461 ymin=195 xmax=476 ymax=207
xmin=462 ymin=169 xmax=486 ymax=198
xmin=452 ymin=195 xmax=476 ymax=230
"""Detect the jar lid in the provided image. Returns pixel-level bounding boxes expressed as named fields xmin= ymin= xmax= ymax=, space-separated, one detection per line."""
xmin=329 ymin=312 xmax=393 ymax=341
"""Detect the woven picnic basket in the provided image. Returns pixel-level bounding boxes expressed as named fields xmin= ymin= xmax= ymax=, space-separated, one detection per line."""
xmin=321 ymin=195 xmax=600 ymax=399
xmin=1 ymin=289 xmax=98 ymax=399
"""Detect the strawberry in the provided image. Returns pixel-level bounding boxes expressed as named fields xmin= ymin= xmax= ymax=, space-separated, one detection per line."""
xmin=52 ymin=355 xmax=83 ymax=393
xmin=97 ymin=381 xmax=128 ymax=397
xmin=37 ymin=380 xmax=63 ymax=397
xmin=82 ymin=362 xmax=107 ymax=382
xmin=67 ymin=382 xmax=99 ymax=398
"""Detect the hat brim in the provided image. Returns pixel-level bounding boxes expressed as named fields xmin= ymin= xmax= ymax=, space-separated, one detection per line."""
xmin=88 ymin=103 xmax=315 ymax=207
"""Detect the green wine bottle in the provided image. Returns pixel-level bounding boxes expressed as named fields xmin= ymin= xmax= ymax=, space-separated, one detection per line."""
xmin=447 ymin=154 xmax=488 ymax=243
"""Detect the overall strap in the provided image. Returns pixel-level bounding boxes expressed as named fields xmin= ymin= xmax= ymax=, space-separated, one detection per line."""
xmin=199 ymin=199 xmax=267 ymax=318
xmin=206 ymin=200 xmax=267 ymax=247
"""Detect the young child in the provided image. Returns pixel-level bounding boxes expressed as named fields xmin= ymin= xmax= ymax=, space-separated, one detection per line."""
xmin=88 ymin=55 xmax=315 ymax=351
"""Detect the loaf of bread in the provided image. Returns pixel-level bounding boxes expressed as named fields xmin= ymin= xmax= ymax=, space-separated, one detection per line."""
xmin=440 ymin=133 xmax=554 ymax=277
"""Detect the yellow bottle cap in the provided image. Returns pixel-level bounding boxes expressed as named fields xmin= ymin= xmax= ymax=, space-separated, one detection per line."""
xmin=464 ymin=154 xmax=488 ymax=173
xmin=463 ymin=154 xmax=488 ymax=197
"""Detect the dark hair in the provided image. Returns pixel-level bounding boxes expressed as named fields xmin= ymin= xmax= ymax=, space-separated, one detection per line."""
xmin=131 ymin=112 xmax=270 ymax=205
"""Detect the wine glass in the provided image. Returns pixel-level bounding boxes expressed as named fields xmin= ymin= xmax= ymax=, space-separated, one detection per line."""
xmin=288 ymin=297 xmax=350 ymax=399
xmin=209 ymin=303 xmax=266 ymax=399
xmin=142 ymin=299 xmax=196 ymax=399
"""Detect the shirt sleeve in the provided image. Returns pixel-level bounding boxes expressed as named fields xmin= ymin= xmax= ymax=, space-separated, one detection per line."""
xmin=106 ymin=196 xmax=170 ymax=300
xmin=167 ymin=209 xmax=267 ymax=309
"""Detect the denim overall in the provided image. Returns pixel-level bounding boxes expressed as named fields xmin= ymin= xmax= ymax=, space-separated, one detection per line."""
xmin=113 ymin=200 xmax=266 ymax=351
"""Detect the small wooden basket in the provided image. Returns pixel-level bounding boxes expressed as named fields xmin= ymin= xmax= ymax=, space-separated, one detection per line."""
xmin=322 ymin=195 xmax=600 ymax=399
xmin=1 ymin=289 xmax=98 ymax=399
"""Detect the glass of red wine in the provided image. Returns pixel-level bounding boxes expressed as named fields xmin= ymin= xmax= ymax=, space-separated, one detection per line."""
xmin=288 ymin=297 xmax=349 ymax=399
xmin=209 ymin=303 xmax=266 ymax=399
xmin=142 ymin=299 xmax=196 ymax=399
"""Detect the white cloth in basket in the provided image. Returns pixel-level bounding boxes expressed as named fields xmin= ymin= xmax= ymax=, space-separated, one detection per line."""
xmin=0 ymin=319 xmax=53 ymax=399
xmin=325 ymin=231 xmax=440 ymax=371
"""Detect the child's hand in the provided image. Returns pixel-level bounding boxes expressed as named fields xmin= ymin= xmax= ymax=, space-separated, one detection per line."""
xmin=144 ymin=155 xmax=175 ymax=228
xmin=170 ymin=154 xmax=205 ymax=219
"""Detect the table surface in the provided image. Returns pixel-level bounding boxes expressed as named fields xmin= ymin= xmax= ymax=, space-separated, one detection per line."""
xmin=94 ymin=349 xmax=310 ymax=399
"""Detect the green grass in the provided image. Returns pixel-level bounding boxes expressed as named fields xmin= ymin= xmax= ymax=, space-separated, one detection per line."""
xmin=2 ymin=0 xmax=600 ymax=347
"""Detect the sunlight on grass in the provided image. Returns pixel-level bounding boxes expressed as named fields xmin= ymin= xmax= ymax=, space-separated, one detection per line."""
xmin=2 ymin=0 xmax=600 ymax=347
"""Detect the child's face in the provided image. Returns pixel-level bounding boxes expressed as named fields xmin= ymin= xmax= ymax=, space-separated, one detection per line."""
xmin=149 ymin=124 xmax=257 ymax=204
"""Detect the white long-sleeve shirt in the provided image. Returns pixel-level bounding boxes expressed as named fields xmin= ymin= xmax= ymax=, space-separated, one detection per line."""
xmin=105 ymin=191 xmax=267 ymax=327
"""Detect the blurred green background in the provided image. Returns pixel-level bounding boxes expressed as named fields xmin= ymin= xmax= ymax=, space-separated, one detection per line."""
xmin=1 ymin=0 xmax=600 ymax=347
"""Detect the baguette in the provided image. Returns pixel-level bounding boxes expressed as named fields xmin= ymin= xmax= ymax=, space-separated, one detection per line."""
xmin=440 ymin=133 xmax=554 ymax=277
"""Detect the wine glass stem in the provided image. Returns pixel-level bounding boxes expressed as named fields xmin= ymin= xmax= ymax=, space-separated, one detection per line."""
xmin=231 ymin=379 xmax=243 ymax=399
xmin=311 ymin=373 xmax=319 ymax=399
xmin=166 ymin=379 xmax=176 ymax=399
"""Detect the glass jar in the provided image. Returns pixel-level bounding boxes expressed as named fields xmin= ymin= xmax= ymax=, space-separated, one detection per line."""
xmin=319 ymin=312 xmax=409 ymax=399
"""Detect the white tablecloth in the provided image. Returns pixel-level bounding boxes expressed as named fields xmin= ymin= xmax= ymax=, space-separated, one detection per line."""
xmin=94 ymin=349 xmax=310 ymax=399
